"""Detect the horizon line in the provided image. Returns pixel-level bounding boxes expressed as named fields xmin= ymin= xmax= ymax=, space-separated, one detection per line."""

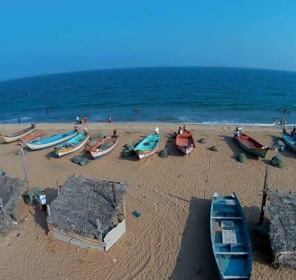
xmin=1 ymin=65 xmax=296 ymax=83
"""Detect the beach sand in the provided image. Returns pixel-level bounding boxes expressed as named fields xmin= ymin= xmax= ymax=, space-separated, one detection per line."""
xmin=0 ymin=123 xmax=295 ymax=280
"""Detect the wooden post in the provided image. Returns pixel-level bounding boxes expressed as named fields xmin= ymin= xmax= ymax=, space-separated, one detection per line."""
xmin=0 ymin=197 xmax=5 ymax=215
xmin=259 ymin=168 xmax=269 ymax=225
xmin=112 ymin=183 xmax=118 ymax=207
xmin=96 ymin=218 xmax=101 ymax=230
xmin=20 ymin=147 xmax=33 ymax=205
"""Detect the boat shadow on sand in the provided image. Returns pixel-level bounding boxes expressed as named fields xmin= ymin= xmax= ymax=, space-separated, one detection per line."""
xmin=170 ymin=198 xmax=273 ymax=280
xmin=163 ymin=132 xmax=186 ymax=157
xmin=267 ymin=134 xmax=296 ymax=159
xmin=170 ymin=197 xmax=219 ymax=280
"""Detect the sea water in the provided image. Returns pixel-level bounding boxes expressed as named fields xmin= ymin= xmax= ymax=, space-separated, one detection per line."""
xmin=1 ymin=67 xmax=296 ymax=126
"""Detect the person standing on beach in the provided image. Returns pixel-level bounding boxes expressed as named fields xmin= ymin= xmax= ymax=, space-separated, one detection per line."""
xmin=39 ymin=191 xmax=47 ymax=212
xmin=76 ymin=115 xmax=80 ymax=124
xmin=108 ymin=115 xmax=112 ymax=123
xmin=18 ymin=117 xmax=21 ymax=124
xmin=84 ymin=116 xmax=88 ymax=124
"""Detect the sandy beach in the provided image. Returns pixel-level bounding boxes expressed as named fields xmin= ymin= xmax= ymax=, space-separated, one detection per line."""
xmin=0 ymin=122 xmax=296 ymax=280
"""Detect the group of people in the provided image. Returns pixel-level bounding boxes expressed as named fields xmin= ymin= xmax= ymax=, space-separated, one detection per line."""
xmin=76 ymin=115 xmax=88 ymax=124
xmin=176 ymin=125 xmax=188 ymax=135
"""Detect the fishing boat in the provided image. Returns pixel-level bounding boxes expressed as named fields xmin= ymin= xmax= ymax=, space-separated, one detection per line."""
xmin=1 ymin=124 xmax=36 ymax=143
xmin=54 ymin=132 xmax=90 ymax=157
xmin=210 ymin=192 xmax=252 ymax=280
xmin=234 ymin=133 xmax=270 ymax=158
xmin=86 ymin=135 xmax=119 ymax=159
xmin=26 ymin=130 xmax=78 ymax=150
xmin=16 ymin=129 xmax=45 ymax=145
xmin=175 ymin=131 xmax=196 ymax=154
xmin=133 ymin=131 xmax=160 ymax=159
xmin=281 ymin=133 xmax=296 ymax=152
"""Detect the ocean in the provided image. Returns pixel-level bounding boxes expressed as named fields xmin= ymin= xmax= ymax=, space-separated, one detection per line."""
xmin=1 ymin=67 xmax=296 ymax=126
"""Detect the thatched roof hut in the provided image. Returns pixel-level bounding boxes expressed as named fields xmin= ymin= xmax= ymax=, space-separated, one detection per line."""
xmin=47 ymin=176 xmax=127 ymax=251
xmin=0 ymin=176 xmax=24 ymax=233
xmin=266 ymin=190 xmax=296 ymax=269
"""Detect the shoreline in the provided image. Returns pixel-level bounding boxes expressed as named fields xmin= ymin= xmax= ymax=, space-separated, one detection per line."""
xmin=0 ymin=122 xmax=295 ymax=280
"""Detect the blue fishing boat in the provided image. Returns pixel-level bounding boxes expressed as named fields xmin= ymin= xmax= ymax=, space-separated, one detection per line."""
xmin=26 ymin=130 xmax=78 ymax=150
xmin=210 ymin=193 xmax=252 ymax=280
xmin=54 ymin=132 xmax=90 ymax=157
xmin=281 ymin=133 xmax=296 ymax=152
xmin=133 ymin=130 xmax=160 ymax=159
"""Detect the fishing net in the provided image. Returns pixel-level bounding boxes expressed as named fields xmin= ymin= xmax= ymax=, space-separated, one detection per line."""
xmin=72 ymin=156 xmax=83 ymax=164
xmin=98 ymin=142 xmax=113 ymax=150
xmin=121 ymin=150 xmax=134 ymax=158
xmin=237 ymin=153 xmax=247 ymax=163
xmin=80 ymin=157 xmax=90 ymax=166
xmin=159 ymin=149 xmax=169 ymax=158
xmin=125 ymin=141 xmax=138 ymax=151
xmin=271 ymin=155 xmax=284 ymax=168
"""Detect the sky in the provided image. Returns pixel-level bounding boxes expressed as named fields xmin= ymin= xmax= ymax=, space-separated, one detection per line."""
xmin=0 ymin=0 xmax=296 ymax=81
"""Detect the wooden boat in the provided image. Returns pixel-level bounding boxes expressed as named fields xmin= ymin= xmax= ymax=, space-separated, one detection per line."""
xmin=210 ymin=192 xmax=252 ymax=280
xmin=234 ymin=133 xmax=270 ymax=158
xmin=16 ymin=129 xmax=45 ymax=145
xmin=133 ymin=133 xmax=160 ymax=159
xmin=26 ymin=130 xmax=78 ymax=150
xmin=281 ymin=133 xmax=296 ymax=152
xmin=86 ymin=136 xmax=119 ymax=159
xmin=54 ymin=132 xmax=90 ymax=157
xmin=175 ymin=131 xmax=196 ymax=154
xmin=1 ymin=124 xmax=36 ymax=143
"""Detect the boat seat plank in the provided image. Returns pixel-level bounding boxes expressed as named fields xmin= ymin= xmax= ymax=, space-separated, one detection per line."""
xmin=223 ymin=276 xmax=250 ymax=279
xmin=215 ymin=251 xmax=249 ymax=255
xmin=212 ymin=216 xmax=242 ymax=220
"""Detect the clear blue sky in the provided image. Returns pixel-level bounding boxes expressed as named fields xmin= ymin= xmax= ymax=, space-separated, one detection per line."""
xmin=0 ymin=0 xmax=296 ymax=80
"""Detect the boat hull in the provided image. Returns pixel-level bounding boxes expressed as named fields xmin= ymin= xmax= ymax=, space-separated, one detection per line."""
xmin=210 ymin=193 xmax=252 ymax=280
xmin=176 ymin=131 xmax=196 ymax=155
xmin=55 ymin=134 xmax=90 ymax=157
xmin=2 ymin=126 xmax=36 ymax=143
xmin=26 ymin=131 xmax=78 ymax=150
xmin=281 ymin=133 xmax=296 ymax=152
xmin=88 ymin=136 xmax=119 ymax=159
xmin=133 ymin=134 xmax=160 ymax=159
xmin=235 ymin=133 xmax=269 ymax=158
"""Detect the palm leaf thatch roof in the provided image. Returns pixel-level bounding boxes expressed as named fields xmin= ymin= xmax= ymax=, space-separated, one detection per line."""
xmin=0 ymin=176 xmax=24 ymax=233
xmin=47 ymin=176 xmax=127 ymax=238
xmin=266 ymin=190 xmax=296 ymax=269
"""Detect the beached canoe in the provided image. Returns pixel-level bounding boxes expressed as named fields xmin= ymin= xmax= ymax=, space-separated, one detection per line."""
xmin=175 ymin=131 xmax=196 ymax=154
xmin=16 ymin=129 xmax=45 ymax=145
xmin=133 ymin=133 xmax=160 ymax=159
xmin=1 ymin=124 xmax=36 ymax=143
xmin=26 ymin=130 xmax=78 ymax=150
xmin=281 ymin=133 xmax=296 ymax=152
xmin=86 ymin=136 xmax=119 ymax=159
xmin=210 ymin=192 xmax=252 ymax=280
xmin=54 ymin=132 xmax=90 ymax=157
xmin=235 ymin=133 xmax=270 ymax=158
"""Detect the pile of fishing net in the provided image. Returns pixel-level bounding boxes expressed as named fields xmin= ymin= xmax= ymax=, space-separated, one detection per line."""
xmin=237 ymin=153 xmax=247 ymax=163
xmin=271 ymin=155 xmax=284 ymax=168
xmin=72 ymin=156 xmax=90 ymax=166
xmin=159 ymin=149 xmax=169 ymax=158
xmin=121 ymin=141 xmax=138 ymax=158
xmin=274 ymin=140 xmax=286 ymax=152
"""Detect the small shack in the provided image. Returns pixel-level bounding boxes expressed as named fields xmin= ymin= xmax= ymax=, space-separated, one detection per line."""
xmin=47 ymin=176 xmax=127 ymax=252
xmin=266 ymin=190 xmax=296 ymax=269
xmin=0 ymin=176 xmax=24 ymax=233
